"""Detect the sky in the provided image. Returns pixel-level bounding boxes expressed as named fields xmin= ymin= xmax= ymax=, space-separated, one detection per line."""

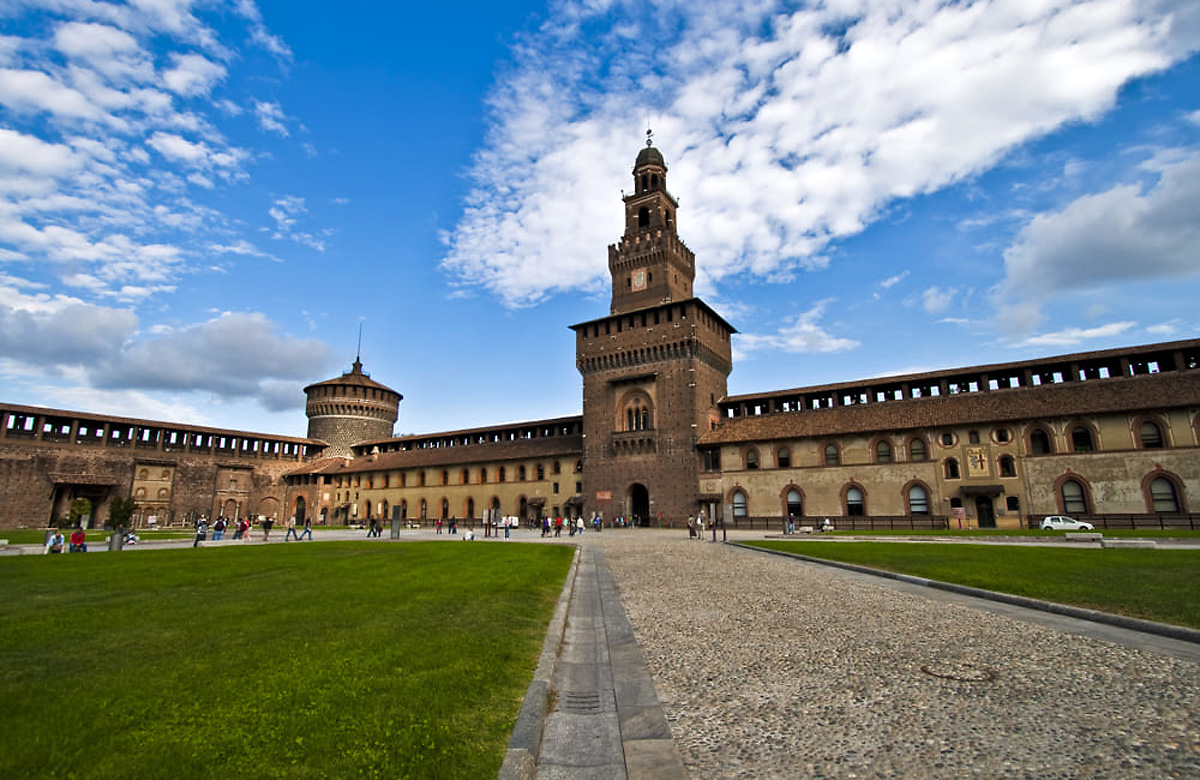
xmin=1 ymin=0 xmax=1198 ymax=440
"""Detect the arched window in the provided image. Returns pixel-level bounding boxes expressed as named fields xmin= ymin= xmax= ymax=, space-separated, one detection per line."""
xmin=875 ymin=440 xmax=892 ymax=463
xmin=1071 ymin=426 xmax=1094 ymax=452
xmin=1139 ymin=421 xmax=1164 ymax=449
xmin=908 ymin=485 xmax=929 ymax=515
xmin=732 ymin=491 xmax=748 ymax=518
xmin=944 ymin=458 xmax=960 ymax=479
xmin=846 ymin=487 xmax=865 ymax=516
xmin=1030 ymin=428 xmax=1053 ymax=455
xmin=776 ymin=447 xmax=791 ymax=468
xmin=441 ymin=470 xmax=449 ymax=486
xmin=999 ymin=455 xmax=1016 ymax=478
xmin=480 ymin=467 xmax=488 ymax=484
xmin=467 ymin=498 xmax=475 ymax=518
xmin=824 ymin=443 xmax=840 ymax=466
xmin=460 ymin=469 xmax=468 ymax=485
xmin=1061 ymin=479 xmax=1088 ymax=514
xmin=499 ymin=467 xmax=506 ymax=483
xmin=909 ymin=438 xmax=927 ymax=461
xmin=746 ymin=449 xmax=759 ymax=470
xmin=441 ymin=499 xmax=449 ymax=518
xmin=420 ymin=499 xmax=427 ymax=519
xmin=638 ymin=207 xmax=650 ymax=228
xmin=1150 ymin=477 xmax=1180 ymax=513
xmin=519 ymin=465 xmax=527 ymax=481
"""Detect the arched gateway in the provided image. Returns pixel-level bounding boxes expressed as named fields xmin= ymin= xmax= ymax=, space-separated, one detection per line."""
xmin=628 ymin=483 xmax=650 ymax=526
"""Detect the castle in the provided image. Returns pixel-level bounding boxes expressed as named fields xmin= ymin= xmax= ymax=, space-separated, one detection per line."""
xmin=2 ymin=143 xmax=1198 ymax=530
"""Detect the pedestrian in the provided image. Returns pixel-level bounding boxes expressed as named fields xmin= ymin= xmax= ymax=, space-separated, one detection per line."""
xmin=367 ymin=517 xmax=379 ymax=538
xmin=554 ymin=516 xmax=562 ymax=537
xmin=285 ymin=515 xmax=299 ymax=541
xmin=212 ymin=516 xmax=226 ymax=541
xmin=788 ymin=513 xmax=796 ymax=535
xmin=542 ymin=517 xmax=549 ymax=537
xmin=450 ymin=517 xmax=457 ymax=535
xmin=688 ymin=515 xmax=695 ymax=538
xmin=68 ymin=526 xmax=87 ymax=553
xmin=695 ymin=514 xmax=704 ymax=540
xmin=577 ymin=517 xmax=584 ymax=536
xmin=234 ymin=517 xmax=249 ymax=540
xmin=436 ymin=517 xmax=442 ymax=534
xmin=298 ymin=516 xmax=313 ymax=540
xmin=261 ymin=516 xmax=274 ymax=542
xmin=193 ymin=516 xmax=208 ymax=548
xmin=504 ymin=516 xmax=511 ymax=539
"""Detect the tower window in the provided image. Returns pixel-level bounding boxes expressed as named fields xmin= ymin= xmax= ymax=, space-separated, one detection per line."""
xmin=638 ymin=207 xmax=650 ymax=228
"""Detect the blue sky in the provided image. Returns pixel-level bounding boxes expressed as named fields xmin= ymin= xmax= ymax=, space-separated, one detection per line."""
xmin=1 ymin=0 xmax=1198 ymax=439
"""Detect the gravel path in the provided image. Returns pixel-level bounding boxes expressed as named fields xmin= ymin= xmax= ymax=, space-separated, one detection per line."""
xmin=591 ymin=531 xmax=1200 ymax=779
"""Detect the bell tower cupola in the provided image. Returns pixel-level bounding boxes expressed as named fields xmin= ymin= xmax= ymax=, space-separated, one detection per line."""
xmin=608 ymin=132 xmax=695 ymax=314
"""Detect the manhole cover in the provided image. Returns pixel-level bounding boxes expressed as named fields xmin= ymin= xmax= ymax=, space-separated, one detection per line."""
xmin=920 ymin=662 xmax=997 ymax=682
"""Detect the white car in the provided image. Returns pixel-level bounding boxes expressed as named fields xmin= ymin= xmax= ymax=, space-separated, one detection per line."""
xmin=1040 ymin=515 xmax=1094 ymax=531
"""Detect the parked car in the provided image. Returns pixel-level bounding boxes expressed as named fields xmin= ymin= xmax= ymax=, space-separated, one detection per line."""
xmin=1040 ymin=515 xmax=1094 ymax=531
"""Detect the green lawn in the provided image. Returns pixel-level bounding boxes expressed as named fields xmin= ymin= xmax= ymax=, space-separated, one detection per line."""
xmin=0 ymin=541 xmax=574 ymax=779
xmin=749 ymin=540 xmax=1200 ymax=629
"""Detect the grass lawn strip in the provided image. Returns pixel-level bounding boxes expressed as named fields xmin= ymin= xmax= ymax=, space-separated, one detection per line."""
xmin=0 ymin=541 xmax=573 ymax=779
xmin=751 ymin=540 xmax=1200 ymax=630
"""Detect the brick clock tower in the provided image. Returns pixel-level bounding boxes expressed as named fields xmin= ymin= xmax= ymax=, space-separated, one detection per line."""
xmin=572 ymin=139 xmax=735 ymax=525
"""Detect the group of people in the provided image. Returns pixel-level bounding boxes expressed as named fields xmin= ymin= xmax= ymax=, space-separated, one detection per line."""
xmin=44 ymin=528 xmax=86 ymax=554
xmin=191 ymin=514 xmax=314 ymax=546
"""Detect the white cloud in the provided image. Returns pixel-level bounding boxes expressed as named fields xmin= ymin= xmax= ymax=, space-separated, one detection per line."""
xmin=734 ymin=299 xmax=859 ymax=357
xmin=1012 ymin=321 xmax=1137 ymax=349
xmin=162 ymin=52 xmax=226 ymax=96
xmin=922 ymin=286 xmax=957 ymax=315
xmin=444 ymin=0 xmax=1198 ymax=309
xmin=253 ymin=100 xmax=288 ymax=136
xmin=995 ymin=150 xmax=1200 ymax=333
xmin=91 ymin=311 xmax=334 ymax=407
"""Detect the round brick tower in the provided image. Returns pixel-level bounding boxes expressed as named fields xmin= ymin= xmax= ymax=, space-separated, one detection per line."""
xmin=304 ymin=359 xmax=401 ymax=458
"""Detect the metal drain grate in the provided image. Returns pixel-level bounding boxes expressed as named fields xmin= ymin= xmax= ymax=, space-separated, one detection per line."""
xmin=561 ymin=691 xmax=603 ymax=713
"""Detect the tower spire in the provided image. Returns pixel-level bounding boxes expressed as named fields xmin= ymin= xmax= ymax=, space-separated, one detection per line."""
xmin=353 ymin=323 xmax=363 ymax=373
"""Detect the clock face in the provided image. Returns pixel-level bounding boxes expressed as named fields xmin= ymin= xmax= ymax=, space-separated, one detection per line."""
xmin=632 ymin=269 xmax=647 ymax=291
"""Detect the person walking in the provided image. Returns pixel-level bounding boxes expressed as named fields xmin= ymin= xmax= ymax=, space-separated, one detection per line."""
xmin=261 ymin=516 xmax=274 ymax=542
xmin=577 ymin=517 xmax=584 ymax=537
xmin=212 ymin=516 xmax=226 ymax=541
xmin=436 ymin=517 xmax=442 ymax=535
xmin=193 ymin=517 xmax=208 ymax=548
xmin=284 ymin=515 xmax=299 ymax=541
xmin=554 ymin=516 xmax=562 ymax=537
xmin=298 ymin=516 xmax=313 ymax=540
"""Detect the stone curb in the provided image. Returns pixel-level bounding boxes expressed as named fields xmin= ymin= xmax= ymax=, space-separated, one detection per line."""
xmin=739 ymin=542 xmax=1200 ymax=645
xmin=499 ymin=546 xmax=582 ymax=780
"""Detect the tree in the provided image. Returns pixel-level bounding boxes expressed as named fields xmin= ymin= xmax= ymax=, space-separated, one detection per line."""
xmin=65 ymin=498 xmax=92 ymax=528
xmin=107 ymin=497 xmax=137 ymax=531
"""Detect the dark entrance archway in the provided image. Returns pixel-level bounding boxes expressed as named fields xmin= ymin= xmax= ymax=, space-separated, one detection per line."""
xmin=975 ymin=496 xmax=996 ymax=528
xmin=294 ymin=496 xmax=306 ymax=524
xmin=629 ymin=483 xmax=650 ymax=526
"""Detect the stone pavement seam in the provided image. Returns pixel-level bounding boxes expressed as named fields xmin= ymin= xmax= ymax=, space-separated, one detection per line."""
xmin=742 ymin=542 xmax=1200 ymax=645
